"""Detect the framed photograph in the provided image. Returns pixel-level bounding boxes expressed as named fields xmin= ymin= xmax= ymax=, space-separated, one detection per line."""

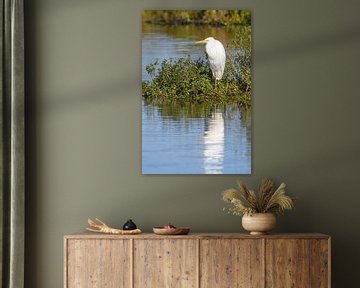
xmin=142 ymin=10 xmax=252 ymax=174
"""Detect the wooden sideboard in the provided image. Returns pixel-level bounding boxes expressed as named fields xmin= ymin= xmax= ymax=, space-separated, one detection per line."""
xmin=64 ymin=233 xmax=330 ymax=288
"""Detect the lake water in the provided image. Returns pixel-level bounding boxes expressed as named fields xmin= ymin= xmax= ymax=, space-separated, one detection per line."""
xmin=142 ymin=24 xmax=251 ymax=174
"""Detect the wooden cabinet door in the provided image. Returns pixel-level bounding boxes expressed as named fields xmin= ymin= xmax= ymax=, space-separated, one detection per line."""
xmin=134 ymin=239 xmax=198 ymax=288
xmin=200 ymin=239 xmax=264 ymax=288
xmin=66 ymin=239 xmax=131 ymax=288
xmin=266 ymin=239 xmax=309 ymax=288
xmin=265 ymin=239 xmax=329 ymax=288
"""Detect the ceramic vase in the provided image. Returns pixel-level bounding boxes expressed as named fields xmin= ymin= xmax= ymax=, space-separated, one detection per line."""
xmin=242 ymin=213 xmax=276 ymax=235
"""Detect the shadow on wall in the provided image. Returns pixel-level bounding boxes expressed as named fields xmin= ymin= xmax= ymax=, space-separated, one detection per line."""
xmin=256 ymin=23 xmax=360 ymax=63
xmin=43 ymin=76 xmax=138 ymax=112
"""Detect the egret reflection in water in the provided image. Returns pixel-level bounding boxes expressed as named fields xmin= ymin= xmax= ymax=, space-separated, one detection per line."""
xmin=142 ymin=101 xmax=251 ymax=174
xmin=203 ymin=110 xmax=225 ymax=174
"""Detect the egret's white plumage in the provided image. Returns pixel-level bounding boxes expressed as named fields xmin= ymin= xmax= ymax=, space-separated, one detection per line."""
xmin=196 ymin=37 xmax=226 ymax=81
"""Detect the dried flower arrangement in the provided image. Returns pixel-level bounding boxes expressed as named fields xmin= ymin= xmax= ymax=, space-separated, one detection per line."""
xmin=222 ymin=179 xmax=294 ymax=216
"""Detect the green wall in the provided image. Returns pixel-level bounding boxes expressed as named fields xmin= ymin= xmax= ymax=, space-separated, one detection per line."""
xmin=25 ymin=0 xmax=360 ymax=287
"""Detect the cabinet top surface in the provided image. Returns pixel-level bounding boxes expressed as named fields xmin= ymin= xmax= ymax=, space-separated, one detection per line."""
xmin=64 ymin=232 xmax=330 ymax=240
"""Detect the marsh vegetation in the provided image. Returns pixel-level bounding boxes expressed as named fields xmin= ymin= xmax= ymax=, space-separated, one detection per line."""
xmin=142 ymin=10 xmax=251 ymax=26
xmin=142 ymin=17 xmax=251 ymax=109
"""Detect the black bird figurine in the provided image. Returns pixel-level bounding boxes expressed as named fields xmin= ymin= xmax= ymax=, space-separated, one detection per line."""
xmin=123 ymin=219 xmax=137 ymax=230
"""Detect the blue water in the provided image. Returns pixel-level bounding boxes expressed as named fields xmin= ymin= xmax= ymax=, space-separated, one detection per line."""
xmin=142 ymin=28 xmax=204 ymax=81
xmin=142 ymin=102 xmax=251 ymax=174
xmin=142 ymin=24 xmax=251 ymax=174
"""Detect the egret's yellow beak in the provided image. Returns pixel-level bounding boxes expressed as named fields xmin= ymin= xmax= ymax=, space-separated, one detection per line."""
xmin=195 ymin=39 xmax=207 ymax=45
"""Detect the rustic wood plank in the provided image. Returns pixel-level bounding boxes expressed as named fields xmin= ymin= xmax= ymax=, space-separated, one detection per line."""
xmin=130 ymin=238 xmax=134 ymax=288
xmin=64 ymin=238 xmax=68 ymax=288
xmin=133 ymin=239 xmax=197 ymax=288
xmin=196 ymin=239 xmax=200 ymax=288
xmin=262 ymin=239 xmax=266 ymax=288
xmin=67 ymin=239 xmax=131 ymax=288
xmin=310 ymin=239 xmax=329 ymax=288
xmin=65 ymin=233 xmax=330 ymax=240
xmin=265 ymin=239 xmax=310 ymax=288
xmin=328 ymin=238 xmax=332 ymax=288
xmin=200 ymin=239 xmax=264 ymax=288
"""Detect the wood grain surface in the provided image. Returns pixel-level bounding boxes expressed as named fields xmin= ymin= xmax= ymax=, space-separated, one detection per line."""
xmin=265 ymin=239 xmax=310 ymax=287
xmin=133 ymin=239 xmax=198 ymax=288
xmin=200 ymin=239 xmax=264 ymax=288
xmin=65 ymin=232 xmax=330 ymax=240
xmin=64 ymin=233 xmax=330 ymax=288
xmin=66 ymin=239 xmax=131 ymax=288
xmin=309 ymin=239 xmax=330 ymax=288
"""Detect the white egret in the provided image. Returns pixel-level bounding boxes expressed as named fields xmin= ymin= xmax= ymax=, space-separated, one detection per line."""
xmin=196 ymin=37 xmax=226 ymax=84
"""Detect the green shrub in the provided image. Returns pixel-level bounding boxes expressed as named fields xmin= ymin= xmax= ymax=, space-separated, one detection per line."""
xmin=142 ymin=57 xmax=251 ymax=109
xmin=142 ymin=26 xmax=252 ymax=110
